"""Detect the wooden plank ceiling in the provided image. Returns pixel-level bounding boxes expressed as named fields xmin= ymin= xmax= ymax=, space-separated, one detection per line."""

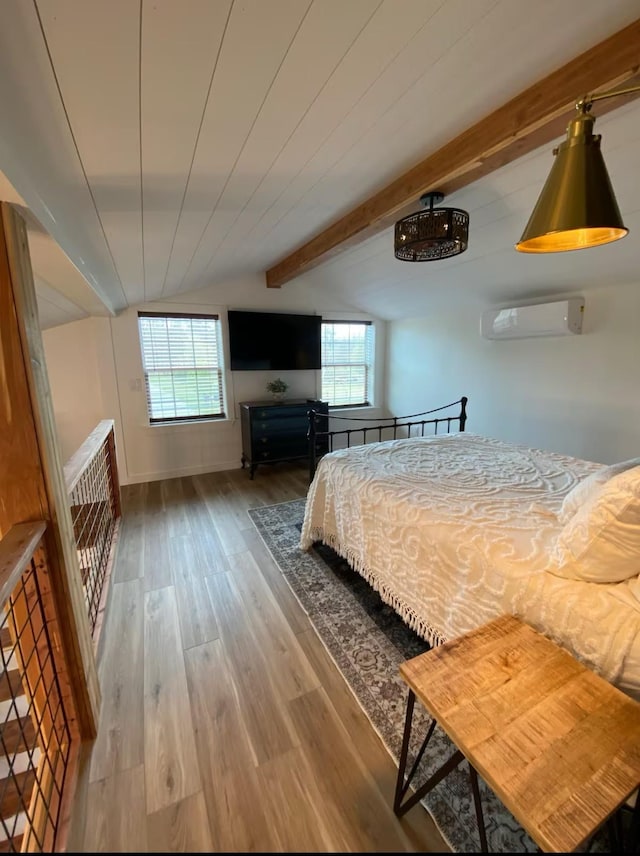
xmin=266 ymin=20 xmax=640 ymax=287
xmin=0 ymin=0 xmax=638 ymax=325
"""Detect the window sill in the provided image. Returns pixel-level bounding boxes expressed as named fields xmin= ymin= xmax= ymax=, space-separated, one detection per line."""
xmin=329 ymin=404 xmax=379 ymax=413
xmin=147 ymin=416 xmax=232 ymax=432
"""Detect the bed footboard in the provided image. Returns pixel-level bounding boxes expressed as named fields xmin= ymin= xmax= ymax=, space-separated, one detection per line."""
xmin=307 ymin=396 xmax=467 ymax=481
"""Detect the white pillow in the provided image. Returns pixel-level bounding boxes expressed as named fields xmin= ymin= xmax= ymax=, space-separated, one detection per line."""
xmin=550 ymin=464 xmax=640 ymax=583
xmin=558 ymin=457 xmax=640 ymax=525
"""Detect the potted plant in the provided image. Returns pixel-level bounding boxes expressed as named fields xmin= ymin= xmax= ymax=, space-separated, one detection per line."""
xmin=266 ymin=377 xmax=288 ymax=401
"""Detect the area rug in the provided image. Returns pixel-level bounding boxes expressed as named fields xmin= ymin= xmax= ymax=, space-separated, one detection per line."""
xmin=248 ymin=498 xmax=612 ymax=854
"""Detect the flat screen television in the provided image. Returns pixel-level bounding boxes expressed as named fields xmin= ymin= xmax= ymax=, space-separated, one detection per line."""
xmin=228 ymin=310 xmax=322 ymax=371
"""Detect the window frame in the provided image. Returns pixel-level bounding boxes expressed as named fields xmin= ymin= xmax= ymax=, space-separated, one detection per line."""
xmin=137 ymin=310 xmax=226 ymax=425
xmin=320 ymin=320 xmax=374 ymax=409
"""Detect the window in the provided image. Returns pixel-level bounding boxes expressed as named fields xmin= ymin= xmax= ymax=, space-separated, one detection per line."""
xmin=138 ymin=312 xmax=225 ymax=423
xmin=321 ymin=321 xmax=374 ymax=407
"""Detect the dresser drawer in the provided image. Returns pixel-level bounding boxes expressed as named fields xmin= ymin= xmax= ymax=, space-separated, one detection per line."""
xmin=251 ymin=415 xmax=309 ymax=438
xmin=251 ymin=404 xmax=315 ymax=421
xmin=254 ymin=433 xmax=308 ymax=449
xmin=254 ymin=440 xmax=308 ymax=461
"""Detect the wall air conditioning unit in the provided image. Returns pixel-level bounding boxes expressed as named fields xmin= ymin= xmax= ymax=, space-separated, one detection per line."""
xmin=480 ymin=297 xmax=584 ymax=340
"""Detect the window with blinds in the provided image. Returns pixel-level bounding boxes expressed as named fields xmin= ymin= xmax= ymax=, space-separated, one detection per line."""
xmin=138 ymin=312 xmax=226 ymax=423
xmin=321 ymin=321 xmax=374 ymax=407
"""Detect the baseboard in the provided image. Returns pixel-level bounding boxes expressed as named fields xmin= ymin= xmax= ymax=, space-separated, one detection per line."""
xmin=122 ymin=459 xmax=241 ymax=485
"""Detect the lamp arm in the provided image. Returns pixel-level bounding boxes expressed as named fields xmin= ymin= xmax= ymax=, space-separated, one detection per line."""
xmin=578 ymin=82 xmax=640 ymax=112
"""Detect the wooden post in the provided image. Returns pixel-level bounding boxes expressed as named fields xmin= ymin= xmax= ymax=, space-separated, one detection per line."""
xmin=308 ymin=409 xmax=318 ymax=483
xmin=0 ymin=201 xmax=99 ymax=738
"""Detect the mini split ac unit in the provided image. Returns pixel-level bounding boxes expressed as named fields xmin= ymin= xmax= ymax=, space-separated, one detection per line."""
xmin=480 ymin=298 xmax=584 ymax=340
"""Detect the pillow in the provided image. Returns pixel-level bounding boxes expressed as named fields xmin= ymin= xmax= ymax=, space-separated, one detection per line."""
xmin=550 ymin=464 xmax=640 ymax=583
xmin=558 ymin=457 xmax=640 ymax=525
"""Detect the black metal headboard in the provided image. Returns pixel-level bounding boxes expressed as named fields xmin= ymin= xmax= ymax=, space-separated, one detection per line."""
xmin=307 ymin=396 xmax=467 ymax=482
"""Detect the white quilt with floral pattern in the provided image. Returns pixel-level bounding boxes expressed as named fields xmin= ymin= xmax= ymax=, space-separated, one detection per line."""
xmin=300 ymin=432 xmax=640 ymax=694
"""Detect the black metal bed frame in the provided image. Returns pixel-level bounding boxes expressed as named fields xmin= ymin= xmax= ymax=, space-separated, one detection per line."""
xmin=307 ymin=396 xmax=468 ymax=481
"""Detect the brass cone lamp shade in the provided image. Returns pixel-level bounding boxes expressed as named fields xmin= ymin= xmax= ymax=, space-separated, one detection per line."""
xmin=516 ymin=109 xmax=628 ymax=253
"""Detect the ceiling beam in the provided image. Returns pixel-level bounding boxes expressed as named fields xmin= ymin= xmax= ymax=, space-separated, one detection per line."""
xmin=266 ymin=18 xmax=640 ymax=288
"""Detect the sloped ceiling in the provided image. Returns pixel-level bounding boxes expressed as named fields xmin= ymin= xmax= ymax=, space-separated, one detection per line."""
xmin=0 ymin=170 xmax=113 ymax=327
xmin=0 ymin=0 xmax=638 ymax=327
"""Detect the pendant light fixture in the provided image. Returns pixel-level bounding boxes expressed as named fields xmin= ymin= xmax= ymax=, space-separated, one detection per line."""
xmin=394 ymin=191 xmax=469 ymax=261
xmin=516 ymin=84 xmax=640 ymax=253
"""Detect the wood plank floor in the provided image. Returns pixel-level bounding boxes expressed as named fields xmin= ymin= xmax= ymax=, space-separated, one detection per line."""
xmin=66 ymin=463 xmax=449 ymax=852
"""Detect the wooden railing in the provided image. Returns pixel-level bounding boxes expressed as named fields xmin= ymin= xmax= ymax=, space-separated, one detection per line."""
xmin=0 ymin=523 xmax=78 ymax=852
xmin=0 ymin=200 xmax=101 ymax=852
xmin=0 ymin=421 xmax=120 ymax=852
xmin=63 ymin=421 xmax=121 ymax=647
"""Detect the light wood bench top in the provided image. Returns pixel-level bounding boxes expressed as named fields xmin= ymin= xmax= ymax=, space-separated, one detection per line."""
xmin=400 ymin=613 xmax=640 ymax=853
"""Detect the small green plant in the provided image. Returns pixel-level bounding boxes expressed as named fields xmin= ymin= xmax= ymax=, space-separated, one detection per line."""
xmin=266 ymin=377 xmax=288 ymax=397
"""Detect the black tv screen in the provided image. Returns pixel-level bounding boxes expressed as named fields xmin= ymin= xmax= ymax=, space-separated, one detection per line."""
xmin=228 ymin=310 xmax=322 ymax=371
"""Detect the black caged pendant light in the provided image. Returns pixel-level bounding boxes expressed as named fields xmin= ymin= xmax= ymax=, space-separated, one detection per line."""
xmin=394 ymin=191 xmax=469 ymax=262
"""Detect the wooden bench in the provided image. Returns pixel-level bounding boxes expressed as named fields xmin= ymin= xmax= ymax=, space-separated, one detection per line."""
xmin=394 ymin=614 xmax=640 ymax=852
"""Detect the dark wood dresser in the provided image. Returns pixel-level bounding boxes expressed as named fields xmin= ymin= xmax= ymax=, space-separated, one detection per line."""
xmin=240 ymin=398 xmax=328 ymax=479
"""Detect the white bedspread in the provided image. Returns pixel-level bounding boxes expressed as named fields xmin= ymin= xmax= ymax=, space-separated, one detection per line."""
xmin=300 ymin=432 xmax=640 ymax=694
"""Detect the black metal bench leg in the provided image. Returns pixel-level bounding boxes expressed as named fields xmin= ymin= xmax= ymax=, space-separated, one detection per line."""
xmin=394 ymin=687 xmax=464 ymax=818
xmin=627 ymin=790 xmax=639 ymax=854
xmin=394 ymin=689 xmax=416 ymax=813
xmin=469 ymin=763 xmax=488 ymax=853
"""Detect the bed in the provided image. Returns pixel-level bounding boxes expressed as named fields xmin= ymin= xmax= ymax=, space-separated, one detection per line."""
xmin=300 ymin=399 xmax=640 ymax=701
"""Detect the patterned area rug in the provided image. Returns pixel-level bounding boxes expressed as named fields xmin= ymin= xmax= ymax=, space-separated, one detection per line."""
xmin=248 ymin=498 xmax=611 ymax=854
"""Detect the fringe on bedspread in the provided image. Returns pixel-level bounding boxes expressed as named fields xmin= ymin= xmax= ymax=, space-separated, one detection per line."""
xmin=305 ymin=526 xmax=449 ymax=649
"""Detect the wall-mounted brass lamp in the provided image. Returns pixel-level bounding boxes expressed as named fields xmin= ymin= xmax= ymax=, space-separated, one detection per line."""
xmin=515 ymin=83 xmax=640 ymax=253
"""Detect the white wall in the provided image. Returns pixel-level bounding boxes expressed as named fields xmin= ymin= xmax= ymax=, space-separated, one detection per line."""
xmin=43 ymin=273 xmax=386 ymax=484
xmin=42 ymin=316 xmax=115 ymax=462
xmin=45 ymin=275 xmax=638 ymax=479
xmin=386 ymin=282 xmax=640 ymax=464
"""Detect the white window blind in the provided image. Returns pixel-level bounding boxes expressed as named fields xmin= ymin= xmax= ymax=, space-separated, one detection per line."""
xmin=138 ymin=312 xmax=225 ymax=423
xmin=321 ymin=321 xmax=374 ymax=407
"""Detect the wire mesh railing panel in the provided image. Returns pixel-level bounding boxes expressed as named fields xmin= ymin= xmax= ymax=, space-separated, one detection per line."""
xmin=0 ymin=548 xmax=72 ymax=852
xmin=68 ymin=435 xmax=118 ymax=637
